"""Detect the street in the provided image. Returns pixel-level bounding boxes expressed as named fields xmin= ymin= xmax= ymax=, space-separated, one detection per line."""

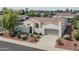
xmin=0 ymin=41 xmax=44 ymax=51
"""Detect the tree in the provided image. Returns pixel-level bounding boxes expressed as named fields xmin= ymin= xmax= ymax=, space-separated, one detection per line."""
xmin=7 ymin=12 xmax=18 ymax=33
xmin=74 ymin=21 xmax=79 ymax=29
xmin=50 ymin=11 xmax=54 ymax=15
xmin=70 ymin=9 xmax=73 ymax=13
xmin=25 ymin=8 xmax=29 ymax=15
xmin=74 ymin=32 xmax=79 ymax=41
xmin=1 ymin=8 xmax=18 ymax=34
xmin=35 ymin=12 xmax=41 ymax=17
xmin=59 ymin=10 xmax=63 ymax=13
xmin=1 ymin=14 xmax=7 ymax=32
xmin=2 ymin=7 xmax=9 ymax=14
xmin=73 ymin=10 xmax=78 ymax=14
xmin=25 ymin=8 xmax=28 ymax=13
xmin=28 ymin=10 xmax=36 ymax=17
xmin=65 ymin=8 xmax=69 ymax=12
xmin=19 ymin=9 xmax=25 ymax=15
xmin=43 ymin=13 xmax=48 ymax=17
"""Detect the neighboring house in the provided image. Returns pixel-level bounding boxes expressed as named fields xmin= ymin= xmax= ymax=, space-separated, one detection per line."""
xmin=16 ymin=15 xmax=30 ymax=33
xmin=16 ymin=25 xmax=29 ymax=34
xmin=54 ymin=12 xmax=75 ymax=19
xmin=18 ymin=15 xmax=29 ymax=22
xmin=75 ymin=13 xmax=79 ymax=16
xmin=23 ymin=17 xmax=68 ymax=37
xmin=17 ymin=15 xmax=29 ymax=25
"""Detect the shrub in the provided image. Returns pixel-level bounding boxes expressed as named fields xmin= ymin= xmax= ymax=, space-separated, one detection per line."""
xmin=37 ymin=35 xmax=41 ymax=38
xmin=17 ymin=34 xmax=21 ymax=38
xmin=17 ymin=32 xmax=21 ymax=38
xmin=74 ymin=32 xmax=79 ymax=41
xmin=74 ymin=21 xmax=79 ymax=29
xmin=56 ymin=39 xmax=63 ymax=45
xmin=0 ymin=32 xmax=4 ymax=36
xmin=63 ymin=34 xmax=70 ymax=39
xmin=74 ymin=26 xmax=78 ymax=29
xmin=10 ymin=32 xmax=17 ymax=37
xmin=21 ymin=35 xmax=27 ymax=40
xmin=39 ymin=33 xmax=43 ymax=36
xmin=63 ymin=34 xmax=73 ymax=41
xmin=22 ymin=37 xmax=27 ymax=40
xmin=33 ymin=36 xmax=38 ymax=42
xmin=30 ymin=34 xmax=33 ymax=37
xmin=33 ymin=32 xmax=38 ymax=35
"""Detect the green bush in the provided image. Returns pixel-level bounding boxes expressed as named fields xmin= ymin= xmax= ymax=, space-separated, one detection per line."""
xmin=37 ymin=35 xmax=41 ymax=38
xmin=74 ymin=21 xmax=79 ymax=29
xmin=39 ymin=33 xmax=43 ymax=36
xmin=33 ymin=32 xmax=38 ymax=35
xmin=30 ymin=34 xmax=33 ymax=37
xmin=63 ymin=34 xmax=70 ymax=39
xmin=17 ymin=32 xmax=21 ymax=38
xmin=21 ymin=36 xmax=27 ymax=40
xmin=74 ymin=32 xmax=79 ymax=41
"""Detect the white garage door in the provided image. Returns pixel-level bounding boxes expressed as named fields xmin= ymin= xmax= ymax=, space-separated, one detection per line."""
xmin=45 ymin=29 xmax=58 ymax=36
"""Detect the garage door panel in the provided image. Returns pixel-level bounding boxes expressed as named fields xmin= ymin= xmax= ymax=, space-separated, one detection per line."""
xmin=45 ymin=29 xmax=58 ymax=36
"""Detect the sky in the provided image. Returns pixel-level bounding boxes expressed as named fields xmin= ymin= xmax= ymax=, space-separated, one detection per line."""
xmin=0 ymin=7 xmax=79 ymax=11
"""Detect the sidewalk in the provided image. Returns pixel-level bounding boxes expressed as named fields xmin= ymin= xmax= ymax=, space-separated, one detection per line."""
xmin=0 ymin=36 xmax=68 ymax=51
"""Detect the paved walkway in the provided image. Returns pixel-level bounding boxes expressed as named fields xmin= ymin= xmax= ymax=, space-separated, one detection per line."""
xmin=0 ymin=35 xmax=68 ymax=51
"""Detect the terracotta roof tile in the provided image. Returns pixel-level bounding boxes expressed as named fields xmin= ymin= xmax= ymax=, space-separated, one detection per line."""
xmin=55 ymin=12 xmax=74 ymax=17
xmin=29 ymin=17 xmax=65 ymax=25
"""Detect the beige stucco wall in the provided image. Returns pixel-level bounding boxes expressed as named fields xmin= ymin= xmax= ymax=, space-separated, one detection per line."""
xmin=24 ymin=20 xmax=35 ymax=27
xmin=34 ymin=28 xmax=45 ymax=34
xmin=23 ymin=19 xmax=67 ymax=38
xmin=43 ymin=24 xmax=59 ymax=29
xmin=34 ymin=24 xmax=59 ymax=35
xmin=58 ymin=18 xmax=68 ymax=37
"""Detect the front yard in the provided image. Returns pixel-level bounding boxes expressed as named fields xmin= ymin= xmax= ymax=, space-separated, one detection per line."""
xmin=0 ymin=8 xmax=42 ymax=44
xmin=0 ymin=32 xmax=41 ymax=43
xmin=55 ymin=19 xmax=79 ymax=51
xmin=55 ymin=24 xmax=77 ymax=51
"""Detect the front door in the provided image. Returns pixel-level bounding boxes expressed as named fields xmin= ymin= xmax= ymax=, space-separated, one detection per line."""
xmin=29 ymin=27 xmax=32 ymax=34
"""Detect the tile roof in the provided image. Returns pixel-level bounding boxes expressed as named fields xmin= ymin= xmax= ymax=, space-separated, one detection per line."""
xmin=55 ymin=12 xmax=74 ymax=17
xmin=29 ymin=17 xmax=65 ymax=25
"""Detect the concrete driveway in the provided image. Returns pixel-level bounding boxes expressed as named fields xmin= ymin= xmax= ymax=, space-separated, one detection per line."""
xmin=35 ymin=35 xmax=68 ymax=51
xmin=35 ymin=35 xmax=58 ymax=50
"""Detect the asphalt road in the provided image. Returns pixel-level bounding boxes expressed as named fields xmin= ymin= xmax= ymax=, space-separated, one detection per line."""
xmin=0 ymin=41 xmax=44 ymax=51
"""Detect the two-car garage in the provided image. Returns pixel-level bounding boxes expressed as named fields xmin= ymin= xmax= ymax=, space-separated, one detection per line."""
xmin=44 ymin=29 xmax=58 ymax=36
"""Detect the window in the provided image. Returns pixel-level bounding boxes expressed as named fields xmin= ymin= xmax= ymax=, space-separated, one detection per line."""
xmin=35 ymin=23 xmax=39 ymax=28
xmin=27 ymin=23 xmax=30 ymax=26
xmin=41 ymin=23 xmax=43 ymax=28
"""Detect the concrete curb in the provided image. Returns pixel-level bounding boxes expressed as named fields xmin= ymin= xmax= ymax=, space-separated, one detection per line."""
xmin=0 ymin=36 xmax=67 ymax=51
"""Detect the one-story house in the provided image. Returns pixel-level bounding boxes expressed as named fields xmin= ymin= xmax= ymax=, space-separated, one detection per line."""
xmin=23 ymin=17 xmax=68 ymax=37
xmin=17 ymin=15 xmax=29 ymax=25
xmin=54 ymin=12 xmax=75 ymax=19
xmin=75 ymin=13 xmax=79 ymax=16
xmin=18 ymin=15 xmax=29 ymax=22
